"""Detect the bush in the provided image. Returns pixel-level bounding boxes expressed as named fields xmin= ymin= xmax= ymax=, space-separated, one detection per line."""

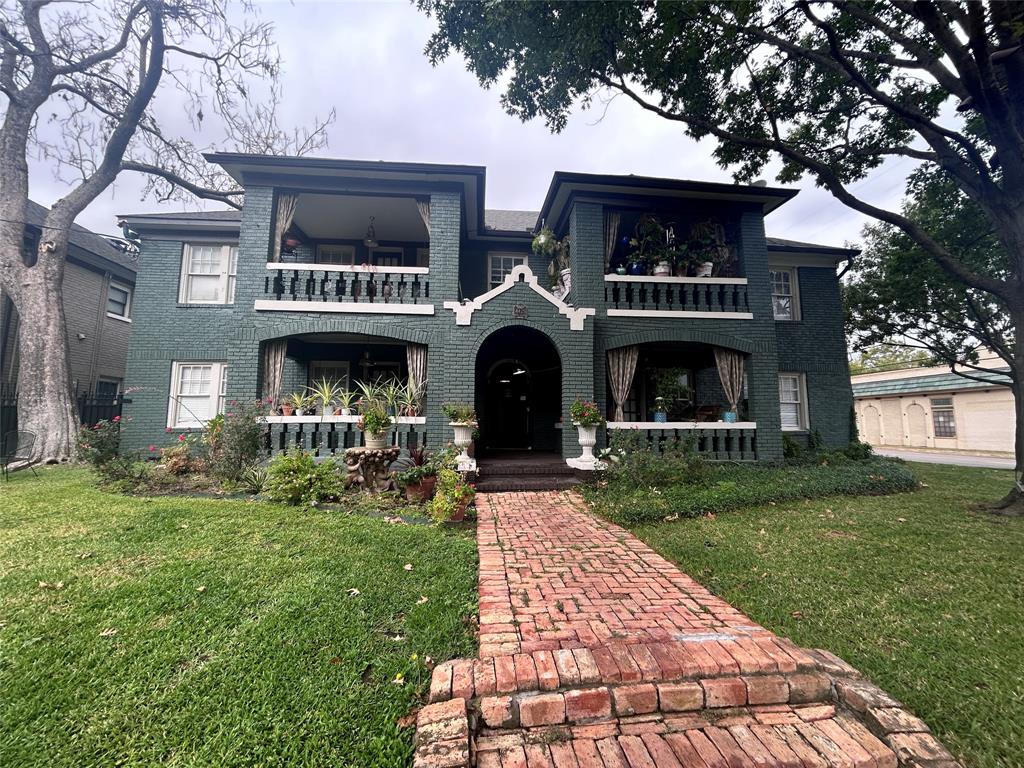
xmin=160 ymin=433 xmax=203 ymax=475
xmin=263 ymin=448 xmax=343 ymax=506
xmin=77 ymin=417 xmax=123 ymax=468
xmin=428 ymin=467 xmax=475 ymax=523
xmin=601 ymin=430 xmax=709 ymax=488
xmin=206 ymin=399 xmax=269 ymax=481
xmin=588 ymin=457 xmax=918 ymax=525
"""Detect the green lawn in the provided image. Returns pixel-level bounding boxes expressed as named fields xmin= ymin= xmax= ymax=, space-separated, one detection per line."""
xmin=629 ymin=462 xmax=1024 ymax=768
xmin=0 ymin=468 xmax=477 ymax=768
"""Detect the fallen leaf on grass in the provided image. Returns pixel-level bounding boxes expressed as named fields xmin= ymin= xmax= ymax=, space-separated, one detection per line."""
xmin=391 ymin=635 xmax=405 ymax=642
xmin=790 ymin=611 xmax=804 ymax=620
xmin=38 ymin=581 xmax=64 ymax=590
xmin=100 ymin=627 xmax=118 ymax=637
xmin=403 ymin=563 xmax=413 ymax=571
xmin=397 ymin=710 xmax=418 ymax=729
xmin=392 ymin=673 xmax=405 ymax=685
xmin=329 ymin=657 xmax=341 ymax=665
xmin=347 ymin=588 xmax=361 ymax=596
xmin=897 ymin=517 xmax=907 ymax=523
xmin=78 ymin=552 xmax=94 ymax=560
xmin=416 ymin=596 xmax=429 ymax=605
xmin=196 ymin=586 xmax=206 ymax=593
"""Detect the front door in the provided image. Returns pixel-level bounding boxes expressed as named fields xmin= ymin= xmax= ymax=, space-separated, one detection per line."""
xmin=485 ymin=361 xmax=532 ymax=450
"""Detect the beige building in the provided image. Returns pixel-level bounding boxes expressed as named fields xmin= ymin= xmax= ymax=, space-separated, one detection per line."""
xmin=852 ymin=353 xmax=1014 ymax=456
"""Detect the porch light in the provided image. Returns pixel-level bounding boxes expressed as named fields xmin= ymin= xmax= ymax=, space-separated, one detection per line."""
xmin=512 ymin=366 xmax=527 ymax=376
xmin=363 ymin=216 xmax=378 ymax=248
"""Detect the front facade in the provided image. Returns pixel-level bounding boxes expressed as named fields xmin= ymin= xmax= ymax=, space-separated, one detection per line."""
xmin=120 ymin=154 xmax=856 ymax=464
xmin=852 ymin=353 xmax=1014 ymax=455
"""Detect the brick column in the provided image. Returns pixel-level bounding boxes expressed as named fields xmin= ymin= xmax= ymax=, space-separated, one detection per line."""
xmin=429 ymin=191 xmax=461 ymax=301
xmin=567 ymin=202 xmax=604 ymax=309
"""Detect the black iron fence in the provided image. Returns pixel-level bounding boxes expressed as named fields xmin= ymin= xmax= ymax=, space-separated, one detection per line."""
xmin=0 ymin=384 xmax=128 ymax=436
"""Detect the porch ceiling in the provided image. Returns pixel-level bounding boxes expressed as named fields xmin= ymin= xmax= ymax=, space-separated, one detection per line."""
xmin=291 ymin=193 xmax=428 ymax=241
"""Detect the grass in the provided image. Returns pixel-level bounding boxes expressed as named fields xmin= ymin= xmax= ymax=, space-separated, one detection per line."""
xmin=629 ymin=462 xmax=1024 ymax=768
xmin=0 ymin=467 xmax=477 ymax=768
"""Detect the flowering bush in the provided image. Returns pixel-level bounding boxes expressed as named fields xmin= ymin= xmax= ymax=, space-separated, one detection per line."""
xmin=76 ymin=416 xmax=123 ymax=468
xmin=160 ymin=433 xmax=202 ymax=475
xmin=205 ymin=398 xmax=271 ymax=481
xmin=263 ymin=448 xmax=343 ymax=506
xmin=569 ymin=398 xmax=605 ymax=427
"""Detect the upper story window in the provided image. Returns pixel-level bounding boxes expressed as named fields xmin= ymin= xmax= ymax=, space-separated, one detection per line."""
xmin=179 ymin=244 xmax=238 ymax=304
xmin=316 ymin=244 xmax=356 ymax=264
xmin=778 ymin=372 xmax=808 ymax=431
xmin=489 ymin=252 xmax=526 ymax=289
xmin=106 ymin=280 xmax=132 ymax=320
xmin=931 ymin=397 xmax=956 ymax=437
xmin=168 ymin=361 xmax=227 ymax=428
xmin=770 ymin=268 xmax=799 ymax=320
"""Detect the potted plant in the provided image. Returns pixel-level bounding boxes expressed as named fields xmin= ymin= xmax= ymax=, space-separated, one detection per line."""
xmin=653 ymin=397 xmax=668 ymax=423
xmin=442 ymin=402 xmax=478 ymax=469
xmin=569 ymin=398 xmax=605 ymax=468
xmin=335 ymin=388 xmax=357 ymax=416
xmin=689 ymin=219 xmax=733 ymax=277
xmin=393 ymin=445 xmax=441 ymax=502
xmin=280 ymin=399 xmax=295 ymax=417
xmin=533 ymin=226 xmax=571 ymax=293
xmin=285 ymin=392 xmax=309 ymax=417
xmin=307 ymin=377 xmax=344 ymax=420
xmin=379 ymin=377 xmax=405 ymax=419
xmin=429 ymin=466 xmax=475 ymax=523
xmin=399 ymin=380 xmax=424 ymax=417
xmin=358 ymin=404 xmax=392 ymax=449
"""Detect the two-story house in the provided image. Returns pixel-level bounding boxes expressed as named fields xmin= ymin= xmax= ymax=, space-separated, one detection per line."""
xmin=119 ymin=153 xmax=856 ymax=472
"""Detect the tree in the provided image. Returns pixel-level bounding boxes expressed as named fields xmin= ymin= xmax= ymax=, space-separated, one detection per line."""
xmin=0 ymin=0 xmax=333 ymax=463
xmin=847 ymin=344 xmax=934 ymax=376
xmin=417 ymin=0 xmax=1024 ymax=512
xmin=846 ymin=167 xmax=1013 ymax=391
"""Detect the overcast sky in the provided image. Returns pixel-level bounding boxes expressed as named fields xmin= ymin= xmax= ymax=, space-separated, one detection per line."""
xmin=30 ymin=0 xmax=917 ymax=246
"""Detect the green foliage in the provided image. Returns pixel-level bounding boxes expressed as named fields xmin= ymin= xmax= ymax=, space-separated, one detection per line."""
xmin=239 ymin=463 xmax=268 ymax=494
xmin=307 ymin=377 xmax=346 ymax=413
xmin=393 ymin=446 xmax=457 ymax=487
xmin=357 ymin=405 xmax=392 ymax=436
xmin=206 ymin=399 xmax=269 ymax=482
xmin=160 ymin=433 xmax=203 ymax=476
xmin=848 ymin=345 xmax=935 ymax=375
xmin=263 ymin=448 xmax=343 ymax=506
xmin=532 ymin=226 xmax=570 ymax=281
xmin=441 ymin=403 xmax=477 ymax=423
xmin=428 ymin=467 xmax=475 ymax=523
xmin=76 ymin=417 xmax=123 ymax=469
xmin=589 ymin=457 xmax=917 ymax=525
xmin=601 ymin=430 xmax=709 ymax=488
xmin=782 ymin=434 xmax=803 ymax=460
xmin=569 ymin=398 xmax=604 ymax=427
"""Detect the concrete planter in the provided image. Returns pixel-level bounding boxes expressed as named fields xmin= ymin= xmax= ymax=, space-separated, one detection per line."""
xmin=364 ymin=431 xmax=388 ymax=449
xmin=567 ymin=422 xmax=605 ymax=471
xmin=451 ymin=421 xmax=478 ymax=471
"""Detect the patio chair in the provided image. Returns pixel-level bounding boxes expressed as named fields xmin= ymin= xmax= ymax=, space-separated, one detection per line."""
xmin=1 ymin=430 xmax=39 ymax=481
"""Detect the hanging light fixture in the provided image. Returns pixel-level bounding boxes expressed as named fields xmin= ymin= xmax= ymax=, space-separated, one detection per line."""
xmin=363 ymin=216 xmax=378 ymax=248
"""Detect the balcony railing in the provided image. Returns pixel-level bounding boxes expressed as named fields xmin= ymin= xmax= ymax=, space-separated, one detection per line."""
xmin=262 ymin=415 xmax=427 ymax=457
xmin=603 ymin=275 xmax=751 ymax=318
xmin=256 ymin=263 xmax=434 ymax=315
xmin=607 ymin=421 xmax=757 ymax=460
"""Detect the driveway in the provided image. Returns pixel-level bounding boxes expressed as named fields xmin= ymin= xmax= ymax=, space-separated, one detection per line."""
xmin=876 ymin=448 xmax=1015 ymax=469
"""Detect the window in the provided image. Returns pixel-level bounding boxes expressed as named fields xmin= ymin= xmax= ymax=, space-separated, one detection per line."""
xmin=931 ymin=397 xmax=956 ymax=437
xmin=96 ymin=378 xmax=121 ymax=398
xmin=489 ymin=252 xmax=526 ymax=288
xmin=106 ymin=280 xmax=132 ymax=319
xmin=316 ymin=244 xmax=356 ymax=264
xmin=168 ymin=362 xmax=227 ymax=428
xmin=369 ymin=247 xmax=403 ymax=267
xmin=778 ymin=373 xmax=807 ymax=431
xmin=770 ymin=268 xmax=799 ymax=320
xmin=179 ymin=244 xmax=238 ymax=304
xmin=309 ymin=361 xmax=350 ymax=389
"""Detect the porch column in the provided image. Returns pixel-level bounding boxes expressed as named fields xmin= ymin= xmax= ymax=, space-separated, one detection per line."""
xmin=429 ymin=191 xmax=461 ymax=301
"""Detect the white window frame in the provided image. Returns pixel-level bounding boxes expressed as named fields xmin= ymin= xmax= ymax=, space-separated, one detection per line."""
xmin=167 ymin=361 xmax=228 ymax=429
xmin=488 ymin=252 xmax=527 ymax=288
xmin=308 ymin=360 xmax=351 ymax=389
xmin=778 ymin=372 xmax=809 ymax=431
xmin=930 ymin=397 xmax=956 ymax=438
xmin=769 ymin=267 xmax=800 ymax=321
xmin=316 ymin=244 xmax=356 ymax=264
xmin=369 ymin=246 xmax=404 ymax=267
xmin=179 ymin=244 xmax=238 ymax=305
xmin=105 ymin=280 xmax=133 ymax=321
xmin=96 ymin=377 xmax=122 ymax=397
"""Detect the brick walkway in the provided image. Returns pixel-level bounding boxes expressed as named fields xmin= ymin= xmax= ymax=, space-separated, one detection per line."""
xmin=415 ymin=492 xmax=960 ymax=768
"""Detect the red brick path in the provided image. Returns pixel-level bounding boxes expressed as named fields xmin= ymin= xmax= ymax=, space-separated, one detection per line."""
xmin=415 ymin=492 xmax=960 ymax=768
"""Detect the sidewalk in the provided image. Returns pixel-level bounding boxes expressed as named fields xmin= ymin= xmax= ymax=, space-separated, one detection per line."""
xmin=875 ymin=448 xmax=1014 ymax=470
xmin=415 ymin=491 xmax=961 ymax=768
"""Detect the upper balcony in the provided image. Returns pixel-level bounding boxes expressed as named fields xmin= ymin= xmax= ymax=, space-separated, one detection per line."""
xmin=256 ymin=191 xmax=436 ymax=316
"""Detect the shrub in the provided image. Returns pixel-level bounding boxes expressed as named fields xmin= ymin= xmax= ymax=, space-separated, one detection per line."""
xmin=160 ymin=433 xmax=203 ymax=475
xmin=76 ymin=417 xmax=123 ymax=468
xmin=263 ymin=448 xmax=343 ymax=506
xmin=206 ymin=399 xmax=269 ymax=481
xmin=843 ymin=441 xmax=875 ymax=461
xmin=570 ymin=398 xmax=605 ymax=427
xmin=239 ymin=463 xmax=269 ymax=495
xmin=428 ymin=467 xmax=475 ymax=523
xmin=602 ymin=430 xmax=709 ymax=488
xmin=357 ymin=404 xmax=392 ymax=435
xmin=588 ymin=458 xmax=918 ymax=525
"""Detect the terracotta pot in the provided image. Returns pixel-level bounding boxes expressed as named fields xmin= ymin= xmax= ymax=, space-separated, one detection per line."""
xmin=281 ymin=404 xmax=294 ymax=416
xmin=404 ymin=475 xmax=437 ymax=502
xmin=449 ymin=496 xmax=470 ymax=522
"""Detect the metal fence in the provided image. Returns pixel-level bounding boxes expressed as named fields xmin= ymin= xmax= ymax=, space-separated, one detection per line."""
xmin=0 ymin=384 xmax=128 ymax=436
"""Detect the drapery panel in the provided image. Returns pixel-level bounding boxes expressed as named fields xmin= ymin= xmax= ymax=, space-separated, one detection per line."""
xmin=607 ymin=345 xmax=639 ymax=422
xmin=603 ymin=211 xmax=620 ymax=273
xmin=272 ymin=193 xmax=299 ymax=263
xmin=406 ymin=343 xmax=428 ymax=413
xmin=416 ymin=198 xmax=431 ymax=238
xmin=261 ymin=340 xmax=288 ymax=403
xmin=714 ymin=347 xmax=746 ymax=413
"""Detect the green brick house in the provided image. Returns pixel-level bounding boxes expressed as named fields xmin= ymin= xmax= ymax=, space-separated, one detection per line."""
xmin=119 ymin=153 xmax=856 ymax=469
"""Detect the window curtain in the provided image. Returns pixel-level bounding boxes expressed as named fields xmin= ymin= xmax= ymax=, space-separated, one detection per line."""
xmin=714 ymin=348 xmax=745 ymax=413
xmin=271 ymin=193 xmax=299 ymax=263
xmin=416 ymin=198 xmax=431 ymax=238
xmin=406 ymin=343 xmax=428 ymax=413
xmin=261 ymin=340 xmax=288 ymax=403
xmin=607 ymin=345 xmax=639 ymax=422
xmin=603 ymin=211 xmax=620 ymax=272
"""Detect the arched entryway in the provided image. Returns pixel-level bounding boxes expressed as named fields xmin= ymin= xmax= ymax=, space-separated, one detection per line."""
xmin=475 ymin=326 xmax=561 ymax=455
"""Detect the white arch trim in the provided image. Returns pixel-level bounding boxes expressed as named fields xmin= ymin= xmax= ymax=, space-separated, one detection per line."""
xmin=443 ymin=264 xmax=595 ymax=332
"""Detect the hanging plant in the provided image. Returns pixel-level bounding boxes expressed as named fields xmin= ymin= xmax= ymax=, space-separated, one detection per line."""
xmin=532 ymin=226 xmax=571 ymax=285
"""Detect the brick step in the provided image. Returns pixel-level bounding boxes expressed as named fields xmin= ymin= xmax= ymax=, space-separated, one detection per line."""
xmin=475 ymin=476 xmax=581 ymax=492
xmin=477 ymin=462 xmax=578 ymax=476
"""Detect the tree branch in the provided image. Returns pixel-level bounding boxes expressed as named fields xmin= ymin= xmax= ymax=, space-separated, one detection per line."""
xmin=120 ymin=160 xmax=242 ymax=208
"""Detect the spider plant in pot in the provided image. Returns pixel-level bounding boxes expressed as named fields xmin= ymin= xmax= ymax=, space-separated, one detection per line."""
xmin=399 ymin=380 xmax=424 ymax=417
xmin=335 ymin=388 xmax=357 ymax=416
xmin=441 ymin=403 xmax=478 ymax=468
xmin=285 ymin=392 xmax=310 ymax=417
xmin=379 ymin=377 xmax=406 ymax=420
xmin=307 ymin=378 xmax=344 ymax=421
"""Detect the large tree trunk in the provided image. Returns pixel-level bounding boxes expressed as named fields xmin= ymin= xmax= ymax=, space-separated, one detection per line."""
xmin=13 ymin=271 xmax=78 ymax=463
xmin=992 ymin=306 xmax=1024 ymax=515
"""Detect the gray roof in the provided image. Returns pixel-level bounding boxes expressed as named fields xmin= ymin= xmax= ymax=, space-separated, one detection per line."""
xmin=484 ymin=209 xmax=538 ymax=233
xmin=25 ymin=200 xmax=135 ymax=273
xmin=123 ymin=209 xmax=242 ymax=221
xmin=852 ymin=367 xmax=1012 ymax=397
xmin=766 ymin=237 xmax=858 ymax=255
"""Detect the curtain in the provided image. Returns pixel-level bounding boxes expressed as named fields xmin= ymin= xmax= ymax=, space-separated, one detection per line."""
xmin=271 ymin=193 xmax=299 ymax=262
xmin=714 ymin=347 xmax=746 ymax=412
xmin=607 ymin=345 xmax=639 ymax=422
xmin=406 ymin=343 xmax=428 ymax=413
xmin=416 ymin=197 xmax=431 ymax=238
xmin=262 ymin=340 xmax=288 ymax=403
xmin=603 ymin=211 xmax=620 ymax=272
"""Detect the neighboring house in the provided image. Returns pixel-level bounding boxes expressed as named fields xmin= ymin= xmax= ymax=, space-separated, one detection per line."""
xmin=0 ymin=200 xmax=137 ymax=398
xmin=119 ymin=154 xmax=857 ymax=466
xmin=852 ymin=352 xmax=1014 ymax=456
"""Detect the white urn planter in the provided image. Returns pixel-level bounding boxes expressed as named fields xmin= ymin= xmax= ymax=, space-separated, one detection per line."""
xmin=653 ymin=260 xmax=671 ymax=276
xmin=559 ymin=268 xmax=572 ymax=294
xmin=567 ymin=422 xmax=606 ymax=471
xmin=450 ymin=421 xmax=477 ymax=472
xmin=364 ymin=431 xmax=388 ymax=450
xmin=697 ymin=261 xmax=714 ymax=277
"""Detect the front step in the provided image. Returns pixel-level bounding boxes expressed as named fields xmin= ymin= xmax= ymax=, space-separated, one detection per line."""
xmin=475 ymin=475 xmax=581 ymax=492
